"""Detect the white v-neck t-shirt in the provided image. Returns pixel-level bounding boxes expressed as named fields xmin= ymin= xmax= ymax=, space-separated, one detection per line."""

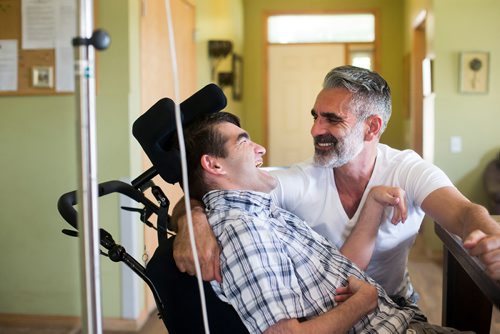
xmin=270 ymin=144 xmax=453 ymax=298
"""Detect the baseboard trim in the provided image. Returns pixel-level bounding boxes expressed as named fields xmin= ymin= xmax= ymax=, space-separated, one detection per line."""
xmin=0 ymin=308 xmax=153 ymax=332
xmin=0 ymin=314 xmax=80 ymax=328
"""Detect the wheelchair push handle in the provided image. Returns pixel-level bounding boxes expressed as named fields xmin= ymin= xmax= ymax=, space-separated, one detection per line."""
xmin=57 ymin=180 xmax=160 ymax=230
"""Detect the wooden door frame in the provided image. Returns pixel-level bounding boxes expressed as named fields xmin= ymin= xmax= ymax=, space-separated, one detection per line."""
xmin=139 ymin=0 xmax=196 ymax=313
xmin=411 ymin=10 xmax=427 ymax=158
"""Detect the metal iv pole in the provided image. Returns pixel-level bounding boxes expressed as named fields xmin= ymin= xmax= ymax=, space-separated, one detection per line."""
xmin=72 ymin=0 xmax=110 ymax=332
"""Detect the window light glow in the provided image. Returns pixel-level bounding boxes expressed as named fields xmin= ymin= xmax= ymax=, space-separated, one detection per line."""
xmin=268 ymin=14 xmax=375 ymax=44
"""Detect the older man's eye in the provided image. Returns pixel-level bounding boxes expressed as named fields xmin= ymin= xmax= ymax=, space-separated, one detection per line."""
xmin=327 ymin=118 xmax=341 ymax=124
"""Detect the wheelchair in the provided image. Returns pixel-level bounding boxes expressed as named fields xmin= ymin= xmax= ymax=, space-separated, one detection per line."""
xmin=57 ymin=84 xmax=249 ymax=333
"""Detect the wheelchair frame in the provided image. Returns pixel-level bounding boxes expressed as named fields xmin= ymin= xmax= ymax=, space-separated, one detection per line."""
xmin=57 ymin=84 xmax=249 ymax=333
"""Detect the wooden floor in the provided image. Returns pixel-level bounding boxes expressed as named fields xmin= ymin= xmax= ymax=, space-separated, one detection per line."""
xmin=407 ymin=232 xmax=444 ymax=326
xmin=106 ymin=316 xmax=166 ymax=334
xmin=2 ymin=234 xmax=498 ymax=333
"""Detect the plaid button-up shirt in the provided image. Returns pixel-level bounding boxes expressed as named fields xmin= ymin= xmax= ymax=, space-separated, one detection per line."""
xmin=205 ymin=190 xmax=415 ymax=333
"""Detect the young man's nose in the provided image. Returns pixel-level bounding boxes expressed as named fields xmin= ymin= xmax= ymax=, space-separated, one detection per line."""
xmin=255 ymin=143 xmax=266 ymax=156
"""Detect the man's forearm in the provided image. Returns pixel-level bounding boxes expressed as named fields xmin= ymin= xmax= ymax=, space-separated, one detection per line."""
xmin=171 ymin=197 xmax=222 ymax=282
xmin=341 ymin=200 xmax=382 ymax=270
xmin=422 ymin=187 xmax=500 ymax=238
xmin=341 ymin=186 xmax=406 ymax=270
xmin=300 ymin=289 xmax=375 ymax=334
xmin=461 ymin=203 xmax=500 ymax=237
xmin=264 ymin=282 xmax=377 ymax=334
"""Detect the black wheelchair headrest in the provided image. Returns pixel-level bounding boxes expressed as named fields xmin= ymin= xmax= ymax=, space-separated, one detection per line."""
xmin=132 ymin=84 xmax=227 ymax=184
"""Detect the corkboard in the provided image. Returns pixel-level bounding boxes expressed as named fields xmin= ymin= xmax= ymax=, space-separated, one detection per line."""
xmin=0 ymin=0 xmax=69 ymax=96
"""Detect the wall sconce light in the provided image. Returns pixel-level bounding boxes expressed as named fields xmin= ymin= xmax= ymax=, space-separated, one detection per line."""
xmin=208 ymin=40 xmax=233 ymax=58
xmin=208 ymin=40 xmax=242 ymax=100
xmin=208 ymin=40 xmax=233 ymax=81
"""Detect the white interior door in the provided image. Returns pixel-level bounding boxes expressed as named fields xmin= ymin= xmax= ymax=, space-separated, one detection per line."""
xmin=268 ymin=44 xmax=345 ymax=166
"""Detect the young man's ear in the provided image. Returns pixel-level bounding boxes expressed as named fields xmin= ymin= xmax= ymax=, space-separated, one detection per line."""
xmin=200 ymin=154 xmax=226 ymax=175
xmin=364 ymin=115 xmax=383 ymax=141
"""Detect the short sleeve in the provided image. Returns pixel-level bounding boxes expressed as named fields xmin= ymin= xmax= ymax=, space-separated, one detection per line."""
xmin=397 ymin=152 xmax=454 ymax=206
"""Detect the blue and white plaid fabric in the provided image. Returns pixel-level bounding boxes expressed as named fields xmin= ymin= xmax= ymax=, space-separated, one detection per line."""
xmin=205 ymin=190 xmax=416 ymax=333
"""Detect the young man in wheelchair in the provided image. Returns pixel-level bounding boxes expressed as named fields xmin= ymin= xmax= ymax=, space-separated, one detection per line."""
xmin=179 ymin=111 xmax=470 ymax=334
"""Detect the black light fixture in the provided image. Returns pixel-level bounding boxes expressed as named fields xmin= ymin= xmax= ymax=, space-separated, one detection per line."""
xmin=208 ymin=40 xmax=233 ymax=82
xmin=208 ymin=40 xmax=233 ymax=58
xmin=208 ymin=40 xmax=242 ymax=100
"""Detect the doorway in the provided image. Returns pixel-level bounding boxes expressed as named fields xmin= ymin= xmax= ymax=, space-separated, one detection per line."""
xmin=411 ymin=10 xmax=434 ymax=161
xmin=265 ymin=13 xmax=377 ymax=167
xmin=267 ymin=43 xmax=345 ymax=166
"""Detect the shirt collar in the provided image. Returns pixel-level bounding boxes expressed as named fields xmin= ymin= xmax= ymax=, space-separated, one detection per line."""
xmin=203 ymin=190 xmax=272 ymax=215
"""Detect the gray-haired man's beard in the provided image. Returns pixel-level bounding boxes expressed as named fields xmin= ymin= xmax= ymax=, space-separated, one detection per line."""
xmin=313 ymin=123 xmax=365 ymax=168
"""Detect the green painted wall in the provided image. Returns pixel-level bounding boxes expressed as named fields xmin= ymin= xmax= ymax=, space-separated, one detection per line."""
xmin=0 ymin=0 xmax=243 ymax=320
xmin=0 ymin=0 xmax=142 ymax=318
xmin=0 ymin=95 xmax=81 ymax=315
xmin=433 ymin=0 xmax=500 ymax=207
xmin=241 ymin=0 xmax=406 ymax=151
xmin=2 ymin=0 xmax=498 ymax=322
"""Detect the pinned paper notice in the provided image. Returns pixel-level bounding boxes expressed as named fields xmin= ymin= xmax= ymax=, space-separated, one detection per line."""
xmin=0 ymin=40 xmax=18 ymax=91
xmin=22 ymin=0 xmax=57 ymax=50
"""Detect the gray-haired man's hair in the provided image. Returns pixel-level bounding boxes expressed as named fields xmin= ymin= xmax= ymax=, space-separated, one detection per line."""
xmin=323 ymin=65 xmax=392 ymax=135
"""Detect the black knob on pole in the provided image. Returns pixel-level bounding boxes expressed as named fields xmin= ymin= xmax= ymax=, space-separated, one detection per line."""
xmin=72 ymin=29 xmax=111 ymax=50
xmin=90 ymin=29 xmax=111 ymax=50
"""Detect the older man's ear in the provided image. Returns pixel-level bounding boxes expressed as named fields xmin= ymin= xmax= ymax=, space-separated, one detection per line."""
xmin=201 ymin=154 xmax=226 ymax=176
xmin=365 ymin=115 xmax=383 ymax=141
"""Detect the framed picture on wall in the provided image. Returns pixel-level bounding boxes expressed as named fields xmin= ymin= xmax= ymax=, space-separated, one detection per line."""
xmin=459 ymin=51 xmax=489 ymax=93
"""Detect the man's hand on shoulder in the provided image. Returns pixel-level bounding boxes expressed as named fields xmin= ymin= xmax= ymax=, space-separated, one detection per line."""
xmin=173 ymin=207 xmax=222 ymax=282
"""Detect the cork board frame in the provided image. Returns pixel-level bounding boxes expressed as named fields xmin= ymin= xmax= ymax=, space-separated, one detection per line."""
xmin=0 ymin=0 xmax=70 ymax=96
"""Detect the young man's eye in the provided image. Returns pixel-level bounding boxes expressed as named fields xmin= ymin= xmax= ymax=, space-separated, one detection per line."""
xmin=237 ymin=138 xmax=249 ymax=146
